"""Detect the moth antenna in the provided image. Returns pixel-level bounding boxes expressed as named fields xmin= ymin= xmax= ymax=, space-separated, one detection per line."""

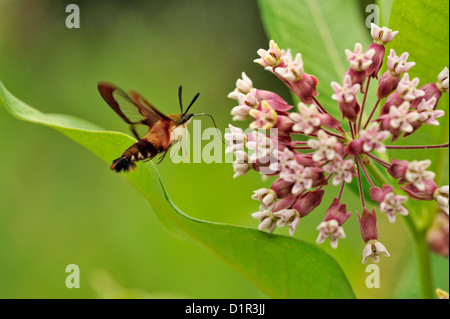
xmin=178 ymin=85 xmax=183 ymax=113
xmin=193 ymin=113 xmax=225 ymax=145
xmin=183 ymin=93 xmax=200 ymax=115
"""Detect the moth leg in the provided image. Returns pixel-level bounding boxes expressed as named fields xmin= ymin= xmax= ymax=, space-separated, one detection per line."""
xmin=157 ymin=149 xmax=169 ymax=164
xmin=131 ymin=127 xmax=140 ymax=140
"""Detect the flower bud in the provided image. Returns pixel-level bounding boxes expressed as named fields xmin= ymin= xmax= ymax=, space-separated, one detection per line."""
xmin=255 ymin=90 xmax=293 ymax=112
xmin=271 ymin=177 xmax=294 ymax=199
xmin=377 ymin=70 xmax=401 ymax=99
xmin=292 ymin=189 xmax=324 ymax=218
xmin=366 ymin=43 xmax=385 ymax=79
xmin=323 ymin=198 xmax=352 ymax=225
xmin=370 ymin=185 xmax=393 ymax=203
xmin=290 ymin=73 xmax=319 ymax=105
xmin=400 ymin=179 xmax=438 ymax=201
xmin=387 ymin=159 xmax=409 ymax=180
xmin=357 ymin=208 xmax=378 ymax=243
xmin=426 ymin=212 xmax=449 ymax=257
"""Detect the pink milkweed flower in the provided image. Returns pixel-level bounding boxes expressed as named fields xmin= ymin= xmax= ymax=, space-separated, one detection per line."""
xmin=345 ymin=43 xmax=375 ymax=92
xmin=316 ymin=219 xmax=346 ymax=249
xmin=289 ymin=103 xmax=321 ymax=134
xmin=251 ymin=188 xmax=277 ymax=213
xmin=228 ymin=72 xmax=254 ymax=100
xmin=254 ymin=40 xmax=283 ymax=68
xmin=362 ymin=240 xmax=390 ymax=264
xmin=324 ymin=154 xmax=356 ymax=186
xmin=307 ymin=130 xmax=338 ymax=161
xmin=230 ymin=90 xmax=258 ymax=121
xmin=411 ymin=67 xmax=449 ymax=109
xmin=289 ymin=103 xmax=340 ymax=135
xmin=270 ymin=147 xmax=296 ymax=173
xmin=366 ymin=24 xmax=398 ymax=79
xmin=387 ymin=50 xmax=415 ymax=75
xmin=272 ymin=194 xmax=302 ymax=235
xmin=273 ymin=208 xmax=300 ymax=236
xmin=359 ymin=123 xmax=390 ymax=153
xmin=377 ymin=50 xmax=415 ymax=99
xmin=331 ymin=74 xmax=361 ymax=123
xmin=388 ymin=159 xmax=436 ymax=191
xmin=387 ymin=159 xmax=410 ymax=181
xmin=251 ymin=211 xmax=277 ymax=233
xmin=437 ymin=66 xmax=449 ymax=93
xmin=370 ymin=185 xmax=408 ymax=223
xmin=347 ymin=123 xmax=390 ymax=155
xmin=282 ymin=164 xmax=314 ymax=194
xmin=346 ymin=43 xmax=375 ymax=72
xmin=224 ymin=124 xmax=247 ymax=153
xmin=276 ymin=50 xmax=304 ymax=82
xmin=381 ymin=73 xmax=425 ymax=114
xmin=267 ymin=48 xmax=319 ymax=105
xmin=316 ymin=198 xmax=352 ymax=248
xmin=380 ymin=193 xmax=409 ymax=223
xmin=396 ymin=73 xmax=425 ymax=101
xmin=404 ymin=97 xmax=445 ymax=137
xmin=417 ymin=97 xmax=444 ymax=126
xmin=357 ymin=207 xmax=390 ymax=263
xmin=378 ymin=101 xmax=420 ymax=141
xmin=426 ymin=212 xmax=449 ymax=257
xmin=232 ymin=151 xmax=250 ymax=179
xmin=435 ymin=185 xmax=449 ymax=215
xmin=272 ymin=190 xmax=324 ymax=236
xmin=246 ymin=131 xmax=275 ymax=162
xmin=249 ymin=100 xmax=278 ymax=129
xmin=282 ymin=164 xmax=326 ymax=195
xmin=400 ymin=179 xmax=439 ymax=201
xmin=370 ymin=23 xmax=399 ymax=45
xmin=405 ymin=160 xmax=436 ymax=191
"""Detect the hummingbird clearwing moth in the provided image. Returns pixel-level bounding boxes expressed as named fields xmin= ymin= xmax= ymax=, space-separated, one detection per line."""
xmin=98 ymin=82 xmax=219 ymax=172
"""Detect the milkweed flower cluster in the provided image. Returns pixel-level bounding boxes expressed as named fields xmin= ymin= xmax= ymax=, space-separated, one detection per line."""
xmin=226 ymin=23 xmax=449 ymax=263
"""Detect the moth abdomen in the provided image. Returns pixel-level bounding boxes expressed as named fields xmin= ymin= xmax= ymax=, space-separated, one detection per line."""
xmin=110 ymin=139 xmax=160 ymax=172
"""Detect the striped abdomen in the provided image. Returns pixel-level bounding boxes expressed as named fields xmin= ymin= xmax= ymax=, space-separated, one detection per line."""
xmin=110 ymin=139 xmax=162 ymax=172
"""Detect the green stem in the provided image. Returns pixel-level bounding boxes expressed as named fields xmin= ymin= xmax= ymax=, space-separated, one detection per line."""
xmin=414 ymin=229 xmax=434 ymax=299
xmin=364 ymin=156 xmax=390 ymax=186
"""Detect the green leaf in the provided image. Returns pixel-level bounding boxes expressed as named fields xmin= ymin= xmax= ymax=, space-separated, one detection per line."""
xmin=395 ymin=253 xmax=449 ymax=299
xmin=387 ymin=0 xmax=449 ymax=182
xmin=257 ymin=0 xmax=372 ymax=119
xmin=386 ymin=0 xmax=449 ymax=228
xmin=0 ymin=80 xmax=355 ymax=299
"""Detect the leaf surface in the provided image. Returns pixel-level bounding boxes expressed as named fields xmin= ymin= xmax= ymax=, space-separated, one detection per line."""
xmin=0 ymin=81 xmax=355 ymax=298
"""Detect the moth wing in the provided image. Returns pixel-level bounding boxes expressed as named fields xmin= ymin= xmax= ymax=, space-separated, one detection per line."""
xmin=129 ymin=90 xmax=172 ymax=122
xmin=98 ymin=82 xmax=168 ymax=139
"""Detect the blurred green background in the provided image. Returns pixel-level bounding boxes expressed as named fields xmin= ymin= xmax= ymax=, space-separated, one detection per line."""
xmin=0 ymin=0 xmax=428 ymax=298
